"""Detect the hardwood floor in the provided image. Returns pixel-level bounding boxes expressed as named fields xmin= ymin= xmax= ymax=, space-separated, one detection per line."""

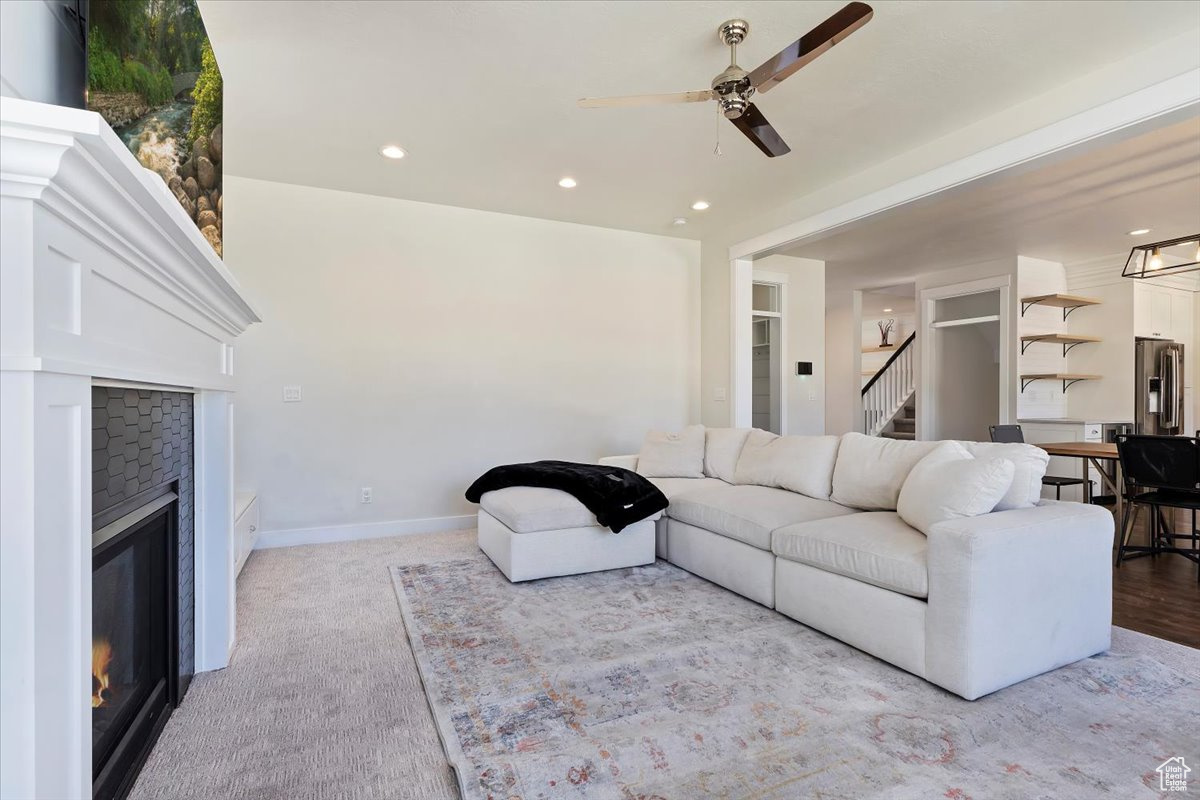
xmin=1110 ymin=505 xmax=1200 ymax=649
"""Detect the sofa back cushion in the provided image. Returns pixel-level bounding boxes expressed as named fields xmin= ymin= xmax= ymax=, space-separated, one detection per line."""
xmin=703 ymin=427 xmax=752 ymax=483
xmin=897 ymin=441 xmax=1015 ymax=534
xmin=960 ymin=441 xmax=1049 ymax=510
xmin=636 ymin=425 xmax=706 ymax=478
xmin=733 ymin=429 xmax=841 ymax=500
xmin=830 ymin=432 xmax=941 ymax=510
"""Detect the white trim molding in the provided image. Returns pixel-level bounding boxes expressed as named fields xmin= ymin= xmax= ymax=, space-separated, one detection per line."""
xmin=730 ymin=258 xmax=754 ymax=428
xmin=254 ymin=514 xmax=477 ymax=550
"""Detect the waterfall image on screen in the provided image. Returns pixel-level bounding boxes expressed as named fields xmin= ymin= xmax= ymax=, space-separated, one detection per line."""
xmin=87 ymin=0 xmax=223 ymax=257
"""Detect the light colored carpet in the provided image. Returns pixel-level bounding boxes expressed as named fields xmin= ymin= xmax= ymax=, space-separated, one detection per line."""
xmin=129 ymin=531 xmax=471 ymax=800
xmin=132 ymin=530 xmax=1199 ymax=800
xmin=394 ymin=554 xmax=1200 ymax=800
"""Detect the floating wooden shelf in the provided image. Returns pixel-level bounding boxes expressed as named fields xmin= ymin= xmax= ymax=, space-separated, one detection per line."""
xmin=1020 ymin=293 xmax=1101 ymax=321
xmin=1020 ymin=373 xmax=1101 ymax=393
xmin=862 ymin=344 xmax=898 ymax=353
xmin=1019 ymin=333 xmax=1102 ymax=356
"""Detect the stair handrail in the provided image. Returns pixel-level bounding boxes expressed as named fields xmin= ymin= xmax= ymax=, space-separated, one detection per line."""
xmin=861 ymin=332 xmax=916 ymax=396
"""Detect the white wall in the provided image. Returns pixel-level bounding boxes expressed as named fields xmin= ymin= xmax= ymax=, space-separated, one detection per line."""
xmin=933 ymin=320 xmax=1001 ymax=441
xmin=824 ymin=289 xmax=862 ymax=435
xmin=0 ymin=0 xmax=86 ymax=107
xmin=1016 ymin=257 xmax=1069 ymax=420
xmin=1063 ymin=280 xmax=1135 ymax=423
xmin=225 ymin=176 xmax=700 ymax=536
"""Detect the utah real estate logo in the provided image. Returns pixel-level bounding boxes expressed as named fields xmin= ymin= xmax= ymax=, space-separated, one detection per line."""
xmin=1158 ymin=757 xmax=1191 ymax=793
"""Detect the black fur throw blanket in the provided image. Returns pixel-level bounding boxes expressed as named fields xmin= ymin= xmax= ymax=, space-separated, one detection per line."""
xmin=465 ymin=460 xmax=668 ymax=533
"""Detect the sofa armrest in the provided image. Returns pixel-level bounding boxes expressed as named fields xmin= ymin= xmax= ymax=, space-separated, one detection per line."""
xmin=599 ymin=454 xmax=639 ymax=471
xmin=925 ymin=501 xmax=1113 ymax=699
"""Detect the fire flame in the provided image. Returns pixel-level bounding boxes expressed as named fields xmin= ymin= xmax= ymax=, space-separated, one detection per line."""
xmin=92 ymin=639 xmax=112 ymax=708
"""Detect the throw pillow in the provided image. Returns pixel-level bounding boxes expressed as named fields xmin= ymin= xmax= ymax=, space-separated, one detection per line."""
xmin=733 ymin=430 xmax=841 ymax=500
xmin=703 ymin=427 xmax=753 ymax=483
xmin=897 ymin=441 xmax=1016 ymax=535
xmin=636 ymin=425 xmax=706 ymax=478
xmin=961 ymin=441 xmax=1049 ymax=510
xmin=830 ymin=432 xmax=941 ymax=510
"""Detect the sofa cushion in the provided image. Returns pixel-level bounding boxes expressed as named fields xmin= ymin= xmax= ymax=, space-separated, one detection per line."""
xmin=897 ymin=441 xmax=1015 ymax=535
xmin=830 ymin=432 xmax=941 ymax=511
xmin=668 ymin=484 xmax=857 ymax=550
xmin=479 ymin=487 xmax=597 ymax=533
xmin=772 ymin=512 xmax=929 ymax=598
xmin=733 ymin=430 xmax=841 ymax=500
xmin=703 ymin=427 xmax=752 ymax=483
xmin=646 ymin=476 xmax=728 ymax=501
xmin=961 ymin=441 xmax=1049 ymax=510
xmin=636 ymin=425 xmax=706 ymax=478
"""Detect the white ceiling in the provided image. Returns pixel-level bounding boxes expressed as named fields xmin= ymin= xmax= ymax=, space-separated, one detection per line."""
xmin=199 ymin=0 xmax=1200 ymax=239
xmin=862 ymin=286 xmax=915 ymax=317
xmin=781 ymin=117 xmax=1200 ymax=289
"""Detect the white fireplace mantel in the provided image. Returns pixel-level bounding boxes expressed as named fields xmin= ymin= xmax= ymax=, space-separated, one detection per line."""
xmin=0 ymin=97 xmax=261 ymax=800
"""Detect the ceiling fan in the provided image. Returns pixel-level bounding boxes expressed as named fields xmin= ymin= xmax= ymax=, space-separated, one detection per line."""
xmin=578 ymin=2 xmax=873 ymax=157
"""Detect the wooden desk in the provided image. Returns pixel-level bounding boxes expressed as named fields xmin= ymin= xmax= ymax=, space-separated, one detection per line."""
xmin=1035 ymin=441 xmax=1120 ymax=502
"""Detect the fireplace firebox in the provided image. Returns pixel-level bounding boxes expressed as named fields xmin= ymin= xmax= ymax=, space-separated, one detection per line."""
xmin=92 ymin=491 xmax=178 ymax=800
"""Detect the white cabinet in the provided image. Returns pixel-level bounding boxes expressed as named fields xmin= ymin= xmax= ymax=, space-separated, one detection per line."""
xmin=1134 ymin=283 xmax=1181 ymax=340
xmin=234 ymin=492 xmax=259 ymax=576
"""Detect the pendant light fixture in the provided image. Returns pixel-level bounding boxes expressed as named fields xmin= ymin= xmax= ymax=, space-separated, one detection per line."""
xmin=1122 ymin=234 xmax=1200 ymax=278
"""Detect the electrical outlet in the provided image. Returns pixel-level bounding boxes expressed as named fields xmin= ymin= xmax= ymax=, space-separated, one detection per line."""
xmin=808 ymin=391 xmax=817 ymax=402
xmin=713 ymin=387 xmax=727 ymax=402
xmin=282 ymin=385 xmax=303 ymax=403
xmin=360 ymin=487 xmax=373 ymax=504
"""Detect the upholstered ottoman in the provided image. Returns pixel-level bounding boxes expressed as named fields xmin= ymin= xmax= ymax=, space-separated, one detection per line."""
xmin=477 ymin=486 xmax=657 ymax=582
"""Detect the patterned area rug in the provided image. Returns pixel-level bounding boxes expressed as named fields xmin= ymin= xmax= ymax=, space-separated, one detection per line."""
xmin=391 ymin=556 xmax=1199 ymax=800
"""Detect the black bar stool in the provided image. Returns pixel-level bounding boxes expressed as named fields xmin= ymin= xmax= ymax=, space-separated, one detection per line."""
xmin=989 ymin=424 xmax=1092 ymax=502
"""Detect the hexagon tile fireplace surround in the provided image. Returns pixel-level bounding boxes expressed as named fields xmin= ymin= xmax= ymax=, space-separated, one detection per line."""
xmin=0 ymin=97 xmax=260 ymax=800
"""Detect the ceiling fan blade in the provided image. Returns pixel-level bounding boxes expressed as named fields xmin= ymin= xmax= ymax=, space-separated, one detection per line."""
xmin=729 ymin=104 xmax=791 ymax=157
xmin=749 ymin=2 xmax=873 ymax=94
xmin=577 ymin=90 xmax=713 ymax=109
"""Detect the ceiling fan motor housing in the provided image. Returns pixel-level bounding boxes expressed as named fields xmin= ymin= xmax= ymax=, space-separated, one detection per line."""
xmin=714 ymin=19 xmax=754 ymax=118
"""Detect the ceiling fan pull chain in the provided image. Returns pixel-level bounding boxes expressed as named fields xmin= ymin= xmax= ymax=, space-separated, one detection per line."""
xmin=713 ymin=105 xmax=723 ymax=157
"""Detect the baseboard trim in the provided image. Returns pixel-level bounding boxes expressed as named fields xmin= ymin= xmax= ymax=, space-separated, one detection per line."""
xmin=254 ymin=514 xmax=476 ymax=550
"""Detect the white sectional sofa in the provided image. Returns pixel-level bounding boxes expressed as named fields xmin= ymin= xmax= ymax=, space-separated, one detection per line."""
xmin=600 ymin=428 xmax=1115 ymax=700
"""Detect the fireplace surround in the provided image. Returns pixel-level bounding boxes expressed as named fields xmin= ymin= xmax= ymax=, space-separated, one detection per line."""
xmin=0 ymin=97 xmax=260 ymax=799
xmin=89 ymin=387 xmax=195 ymax=798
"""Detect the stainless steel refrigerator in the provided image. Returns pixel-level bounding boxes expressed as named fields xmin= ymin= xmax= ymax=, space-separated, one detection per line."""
xmin=1135 ymin=338 xmax=1185 ymax=434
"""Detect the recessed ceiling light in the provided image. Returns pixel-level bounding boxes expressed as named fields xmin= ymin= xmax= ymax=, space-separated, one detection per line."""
xmin=379 ymin=144 xmax=407 ymax=160
xmin=558 ymin=177 xmax=577 ymax=188
xmin=691 ymin=200 xmax=710 ymax=211
xmin=672 ymin=217 xmax=688 ymax=226
xmin=882 ymin=308 xmax=893 ymax=313
xmin=1128 ymin=228 xmax=1151 ymax=235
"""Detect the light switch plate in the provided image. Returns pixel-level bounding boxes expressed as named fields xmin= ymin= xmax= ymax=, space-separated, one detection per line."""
xmin=282 ymin=385 xmax=302 ymax=402
xmin=713 ymin=387 xmax=727 ymax=402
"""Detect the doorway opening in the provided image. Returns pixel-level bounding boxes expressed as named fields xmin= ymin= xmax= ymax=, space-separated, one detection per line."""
xmin=920 ymin=278 xmax=1013 ymax=441
xmin=751 ymin=278 xmax=785 ymax=433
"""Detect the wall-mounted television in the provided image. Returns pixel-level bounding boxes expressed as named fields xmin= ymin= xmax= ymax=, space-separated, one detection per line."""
xmin=87 ymin=0 xmax=224 ymax=258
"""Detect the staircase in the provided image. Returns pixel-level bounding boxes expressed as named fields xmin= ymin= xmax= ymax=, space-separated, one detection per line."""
xmin=862 ymin=332 xmax=916 ymax=437
xmin=882 ymin=401 xmax=916 ymax=440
